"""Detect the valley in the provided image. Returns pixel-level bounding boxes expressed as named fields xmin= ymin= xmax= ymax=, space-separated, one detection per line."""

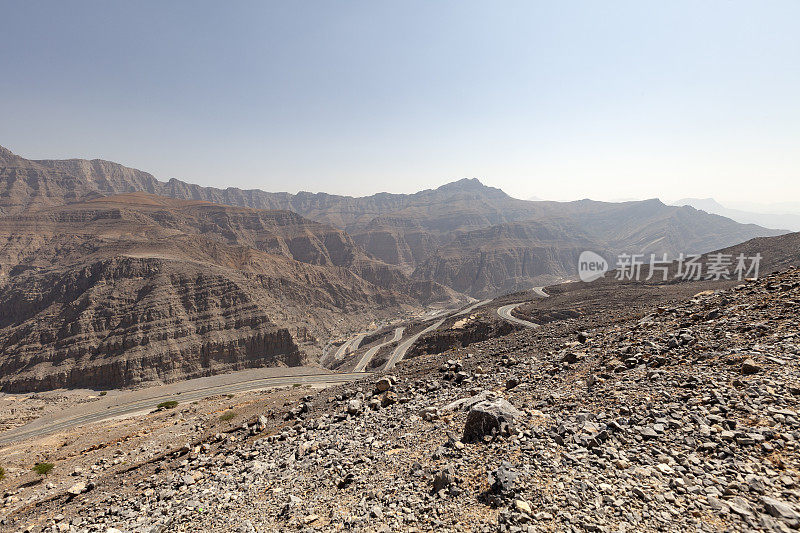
xmin=1 ymin=145 xmax=799 ymax=533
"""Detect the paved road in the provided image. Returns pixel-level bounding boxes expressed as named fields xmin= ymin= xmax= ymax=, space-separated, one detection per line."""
xmin=496 ymin=303 xmax=539 ymax=328
xmin=453 ymin=299 xmax=492 ymax=317
xmin=381 ymin=298 xmax=492 ymax=371
xmin=531 ymin=286 xmax=549 ymax=298
xmin=333 ymin=332 xmax=367 ymax=360
xmin=353 ymin=327 xmax=404 ymax=372
xmin=0 ymin=372 xmax=364 ymax=447
xmin=349 ymin=333 xmax=367 ymax=352
xmin=496 ymin=287 xmax=549 ymax=328
xmin=383 ymin=317 xmax=448 ymax=371
xmin=1 ymin=293 xmax=537 ymax=446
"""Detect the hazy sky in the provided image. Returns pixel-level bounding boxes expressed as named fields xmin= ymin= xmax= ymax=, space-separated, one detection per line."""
xmin=1 ymin=1 xmax=798 ymax=203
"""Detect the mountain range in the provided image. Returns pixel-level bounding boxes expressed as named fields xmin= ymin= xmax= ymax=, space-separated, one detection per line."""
xmin=673 ymin=197 xmax=800 ymax=232
xmin=0 ymin=144 xmax=788 ymax=390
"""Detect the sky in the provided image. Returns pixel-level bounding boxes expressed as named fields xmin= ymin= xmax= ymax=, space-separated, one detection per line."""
xmin=1 ymin=1 xmax=798 ymax=204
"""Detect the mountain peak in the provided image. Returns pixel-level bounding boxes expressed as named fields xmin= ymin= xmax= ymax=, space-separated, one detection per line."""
xmin=437 ymin=178 xmax=484 ymax=190
xmin=435 ymin=178 xmax=506 ymax=196
xmin=0 ymin=145 xmax=17 ymax=162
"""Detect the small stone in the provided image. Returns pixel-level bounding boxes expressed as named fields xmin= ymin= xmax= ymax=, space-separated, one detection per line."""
xmin=514 ymin=499 xmax=532 ymax=515
xmin=347 ymin=399 xmax=362 ymax=415
xmin=640 ymin=427 xmax=659 ymax=439
xmin=67 ymin=481 xmax=88 ymax=496
xmin=741 ymin=358 xmax=762 ymax=374
xmin=432 ymin=466 xmax=454 ymax=493
xmin=488 ymin=462 xmax=517 ymax=495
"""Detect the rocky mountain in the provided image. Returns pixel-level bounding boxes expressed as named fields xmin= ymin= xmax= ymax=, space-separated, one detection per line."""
xmin=704 ymin=231 xmax=800 ymax=275
xmin=412 ymin=219 xmax=596 ymax=296
xmin=0 ymin=193 xmax=459 ymax=392
xmin=0 ymin=146 xmax=161 ymax=215
xmin=410 ymin=199 xmax=786 ymax=296
xmin=0 ymin=145 xmax=784 ymax=297
xmin=4 ymin=266 xmax=800 ymax=532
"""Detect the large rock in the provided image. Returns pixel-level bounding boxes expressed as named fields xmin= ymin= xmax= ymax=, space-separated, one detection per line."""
xmin=375 ymin=376 xmax=394 ymax=393
xmin=462 ymin=398 xmax=522 ymax=443
xmin=443 ymin=390 xmax=495 ymax=412
xmin=762 ymin=496 xmax=800 ymax=520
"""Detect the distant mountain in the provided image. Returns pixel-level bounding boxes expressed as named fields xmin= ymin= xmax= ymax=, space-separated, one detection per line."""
xmin=726 ymin=200 xmax=800 ymax=216
xmin=0 ymin=145 xmax=786 ymax=298
xmin=673 ymin=198 xmax=800 ymax=232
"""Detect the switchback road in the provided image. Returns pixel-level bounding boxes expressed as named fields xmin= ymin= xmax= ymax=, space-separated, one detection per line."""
xmin=353 ymin=327 xmax=404 ymax=372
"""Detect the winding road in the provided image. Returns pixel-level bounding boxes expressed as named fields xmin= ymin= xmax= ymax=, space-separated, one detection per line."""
xmin=353 ymin=326 xmax=405 ymax=372
xmin=383 ymin=317 xmax=447 ymax=371
xmin=1 ymin=290 xmax=547 ymax=447
xmin=381 ymin=298 xmax=493 ymax=371
xmin=496 ymin=287 xmax=549 ymax=328
xmin=333 ymin=332 xmax=367 ymax=360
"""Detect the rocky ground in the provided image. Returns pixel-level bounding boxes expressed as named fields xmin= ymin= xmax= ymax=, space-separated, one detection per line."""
xmin=3 ymin=268 xmax=800 ymax=532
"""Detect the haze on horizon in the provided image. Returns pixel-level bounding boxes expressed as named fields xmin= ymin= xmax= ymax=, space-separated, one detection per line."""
xmin=1 ymin=1 xmax=798 ymax=205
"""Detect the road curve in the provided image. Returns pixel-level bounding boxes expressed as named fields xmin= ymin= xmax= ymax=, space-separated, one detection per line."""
xmin=496 ymin=287 xmax=549 ymax=328
xmin=332 ymin=332 xmax=368 ymax=361
xmin=0 ymin=372 xmax=364 ymax=447
xmin=453 ymin=298 xmax=492 ymax=317
xmin=381 ymin=299 xmax=492 ymax=371
xmin=531 ymin=286 xmax=549 ymax=298
xmin=383 ymin=317 xmax=447 ymax=371
xmin=353 ymin=327 xmax=405 ymax=372
xmin=349 ymin=333 xmax=367 ymax=352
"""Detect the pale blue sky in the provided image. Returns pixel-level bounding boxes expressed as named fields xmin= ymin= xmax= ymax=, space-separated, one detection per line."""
xmin=1 ymin=1 xmax=798 ymax=203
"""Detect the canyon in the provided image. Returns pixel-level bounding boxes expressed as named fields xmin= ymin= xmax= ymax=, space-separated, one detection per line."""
xmin=0 ymin=145 xmax=788 ymax=391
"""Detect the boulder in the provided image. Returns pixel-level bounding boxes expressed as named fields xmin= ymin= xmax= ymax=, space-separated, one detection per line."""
xmin=462 ymin=398 xmax=522 ymax=443
xmin=375 ymin=377 xmax=393 ymax=393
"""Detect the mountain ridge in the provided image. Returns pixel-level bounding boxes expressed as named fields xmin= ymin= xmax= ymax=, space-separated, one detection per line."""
xmin=0 ymin=145 xmax=786 ymax=297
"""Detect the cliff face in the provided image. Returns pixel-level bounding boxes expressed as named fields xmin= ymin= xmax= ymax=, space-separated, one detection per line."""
xmin=0 ymin=194 xmax=460 ymax=392
xmin=411 ymin=221 xmax=596 ymax=297
xmin=0 ymin=257 xmax=302 ymax=392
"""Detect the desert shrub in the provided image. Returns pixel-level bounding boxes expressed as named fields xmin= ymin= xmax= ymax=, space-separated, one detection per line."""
xmin=219 ymin=411 xmax=236 ymax=421
xmin=32 ymin=462 xmax=54 ymax=477
xmin=156 ymin=400 xmax=178 ymax=409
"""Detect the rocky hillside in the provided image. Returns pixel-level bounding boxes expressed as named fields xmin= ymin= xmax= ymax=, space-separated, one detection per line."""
xmin=3 ymin=266 xmax=799 ymax=532
xmin=711 ymin=231 xmax=800 ymax=274
xmin=0 ymin=194 xmax=459 ymax=392
xmin=0 ymin=146 xmax=784 ymax=296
